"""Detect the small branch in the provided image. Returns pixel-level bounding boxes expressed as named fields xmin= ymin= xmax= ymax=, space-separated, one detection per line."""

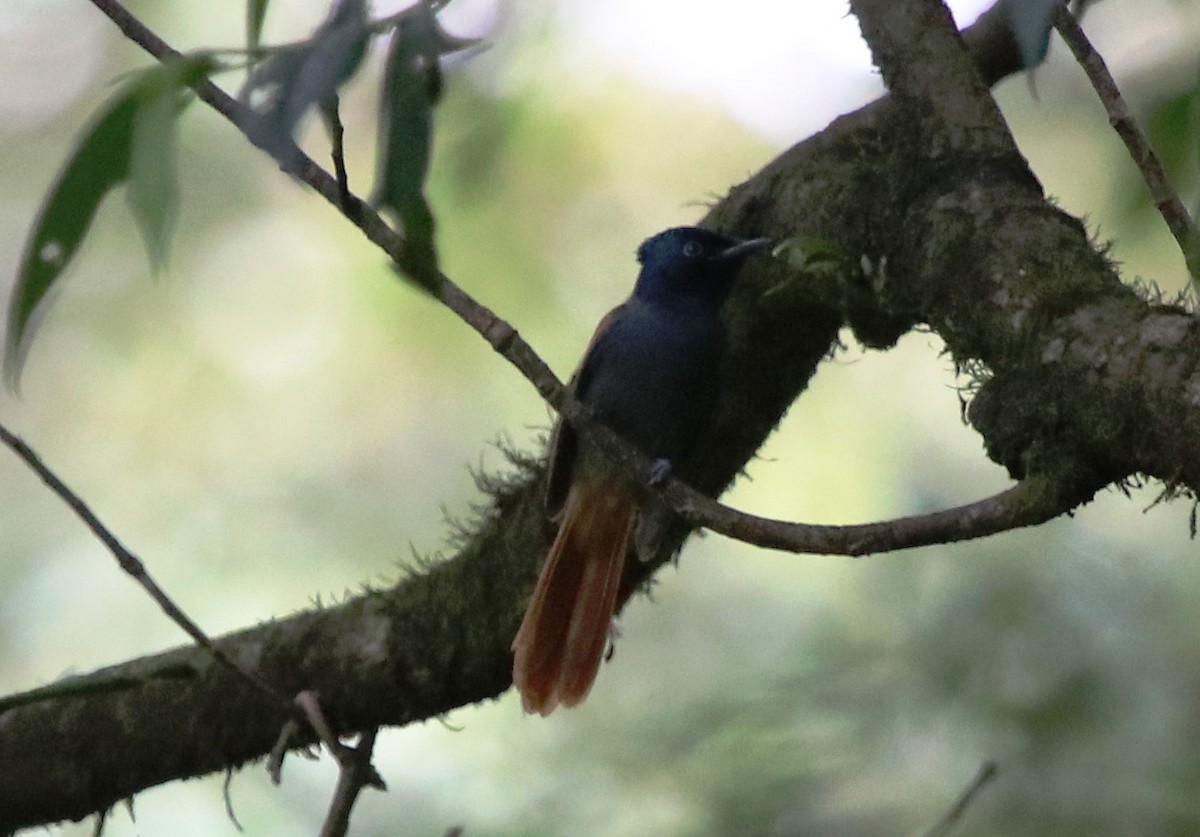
xmin=320 ymin=727 xmax=386 ymax=837
xmin=321 ymin=96 xmax=354 ymax=215
xmin=268 ymin=689 xmax=388 ymax=837
xmin=1052 ymin=4 xmax=1200 ymax=283
xmin=0 ymin=419 xmax=291 ymax=713
xmin=272 ymin=692 xmax=386 ymax=837
xmin=666 ymin=470 xmax=1081 ymax=556
xmin=555 ymin=398 xmax=1092 ymax=557
xmin=922 ymin=760 xmax=999 ymax=837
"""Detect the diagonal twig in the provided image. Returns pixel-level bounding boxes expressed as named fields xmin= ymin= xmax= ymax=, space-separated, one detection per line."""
xmin=319 ymin=726 xmax=386 ymax=837
xmin=1052 ymin=4 xmax=1200 ymax=284
xmin=265 ymin=691 xmax=386 ymax=837
xmin=922 ymin=760 xmax=999 ymax=837
xmin=0 ymin=419 xmax=292 ymax=713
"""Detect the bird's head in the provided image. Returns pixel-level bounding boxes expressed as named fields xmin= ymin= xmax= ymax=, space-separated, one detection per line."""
xmin=633 ymin=227 xmax=771 ymax=306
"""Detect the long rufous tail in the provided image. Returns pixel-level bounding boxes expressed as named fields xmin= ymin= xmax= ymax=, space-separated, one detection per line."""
xmin=511 ymin=479 xmax=637 ymax=715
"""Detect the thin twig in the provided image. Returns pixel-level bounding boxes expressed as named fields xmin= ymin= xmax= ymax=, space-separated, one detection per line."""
xmin=0 ymin=420 xmax=291 ymax=712
xmin=1052 ymin=4 xmax=1200 ymax=283
xmin=320 ymin=727 xmax=386 ymax=837
xmin=320 ymin=95 xmax=354 ymax=214
xmin=270 ymin=691 xmax=386 ymax=837
xmin=922 ymin=760 xmax=999 ymax=837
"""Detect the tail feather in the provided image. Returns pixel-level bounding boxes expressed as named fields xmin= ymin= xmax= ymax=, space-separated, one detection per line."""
xmin=512 ymin=480 xmax=636 ymax=715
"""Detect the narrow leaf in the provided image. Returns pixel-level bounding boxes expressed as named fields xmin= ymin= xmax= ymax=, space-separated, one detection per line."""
xmin=5 ymin=93 xmax=137 ymax=388
xmin=771 ymin=236 xmax=849 ymax=273
xmin=5 ymin=56 xmax=215 ymax=388
xmin=247 ymin=0 xmax=271 ymax=56
xmin=375 ymin=10 xmax=437 ymax=291
xmin=1005 ymin=0 xmax=1059 ymax=69
xmin=242 ymin=0 xmax=369 ymax=164
xmin=373 ymin=1 xmax=479 ymax=293
xmin=127 ymin=86 xmax=182 ymax=274
xmin=1146 ymin=90 xmax=1197 ymax=187
xmin=399 ymin=198 xmax=439 ymax=294
xmin=130 ymin=56 xmax=215 ymax=274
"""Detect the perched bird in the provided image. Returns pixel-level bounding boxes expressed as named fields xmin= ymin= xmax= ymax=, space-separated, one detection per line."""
xmin=511 ymin=226 xmax=771 ymax=716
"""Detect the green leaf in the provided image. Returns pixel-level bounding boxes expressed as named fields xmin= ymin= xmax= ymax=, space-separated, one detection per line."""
xmin=1147 ymin=90 xmax=1197 ymax=188
xmin=771 ymin=236 xmax=849 ymax=273
xmin=130 ymin=56 xmax=214 ymax=274
xmin=373 ymin=2 xmax=480 ymax=293
xmin=1004 ymin=0 xmax=1058 ymax=69
xmin=247 ymin=0 xmax=270 ymax=55
xmin=242 ymin=0 xmax=369 ymax=165
xmin=1119 ymin=87 xmax=1200 ymax=217
xmin=127 ymin=84 xmax=181 ymax=274
xmin=375 ymin=16 xmax=436 ymax=290
xmin=5 ymin=56 xmax=215 ymax=389
xmin=398 ymin=197 xmax=440 ymax=295
xmin=5 ymin=94 xmax=136 ymax=389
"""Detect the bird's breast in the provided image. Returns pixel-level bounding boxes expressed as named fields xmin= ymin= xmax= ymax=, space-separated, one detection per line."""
xmin=582 ymin=305 xmax=723 ymax=463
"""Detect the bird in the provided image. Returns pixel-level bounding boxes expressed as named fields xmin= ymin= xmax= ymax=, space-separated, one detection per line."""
xmin=511 ymin=226 xmax=772 ymax=716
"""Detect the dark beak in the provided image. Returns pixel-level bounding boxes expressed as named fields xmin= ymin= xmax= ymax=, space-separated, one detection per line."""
xmin=715 ymin=236 xmax=773 ymax=262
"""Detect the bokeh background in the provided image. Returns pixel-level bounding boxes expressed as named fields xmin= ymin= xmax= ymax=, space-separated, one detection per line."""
xmin=3 ymin=0 xmax=1200 ymax=834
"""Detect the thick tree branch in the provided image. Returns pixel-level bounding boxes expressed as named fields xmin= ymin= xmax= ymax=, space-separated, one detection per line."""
xmin=840 ymin=0 xmax=1200 ymax=493
xmin=5 ymin=0 xmax=1200 ymax=831
xmin=0 ymin=471 xmax=541 ymax=831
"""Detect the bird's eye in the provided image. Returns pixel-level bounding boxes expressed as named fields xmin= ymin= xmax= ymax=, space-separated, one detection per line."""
xmin=682 ymin=241 xmax=703 ymax=258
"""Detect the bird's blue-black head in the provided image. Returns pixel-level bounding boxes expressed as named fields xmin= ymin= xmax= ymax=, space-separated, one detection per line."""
xmin=633 ymin=226 xmax=771 ymax=306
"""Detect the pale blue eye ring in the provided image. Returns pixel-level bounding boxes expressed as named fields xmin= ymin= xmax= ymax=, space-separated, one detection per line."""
xmin=683 ymin=241 xmax=703 ymax=258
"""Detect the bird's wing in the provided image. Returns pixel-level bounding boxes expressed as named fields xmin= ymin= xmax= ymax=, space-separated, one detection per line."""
xmin=544 ymin=302 xmax=627 ymax=516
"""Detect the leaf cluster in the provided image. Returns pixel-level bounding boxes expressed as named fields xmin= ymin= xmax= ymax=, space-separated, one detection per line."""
xmin=5 ymin=0 xmax=481 ymax=388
